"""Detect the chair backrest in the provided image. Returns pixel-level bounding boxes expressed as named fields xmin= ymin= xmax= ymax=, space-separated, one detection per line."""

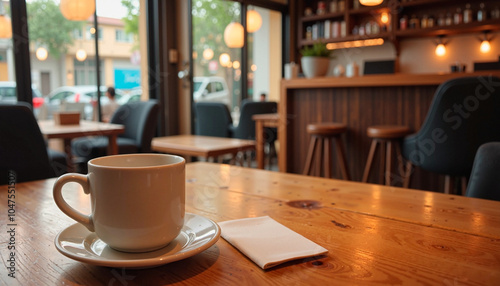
xmin=232 ymin=100 xmax=277 ymax=140
xmin=194 ymin=102 xmax=233 ymax=137
xmin=402 ymin=76 xmax=500 ymax=176
xmin=466 ymin=142 xmax=500 ymax=201
xmin=110 ymin=100 xmax=159 ymax=152
xmin=0 ymin=102 xmax=55 ymax=184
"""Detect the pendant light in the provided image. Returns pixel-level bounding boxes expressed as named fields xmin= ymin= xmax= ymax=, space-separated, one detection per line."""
xmin=359 ymin=0 xmax=383 ymax=6
xmin=247 ymin=9 xmax=262 ymax=33
xmin=224 ymin=22 xmax=244 ymax=48
xmin=60 ymin=0 xmax=96 ymax=21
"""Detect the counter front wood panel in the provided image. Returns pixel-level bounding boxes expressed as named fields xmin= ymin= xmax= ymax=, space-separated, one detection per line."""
xmin=279 ymin=72 xmax=500 ymax=192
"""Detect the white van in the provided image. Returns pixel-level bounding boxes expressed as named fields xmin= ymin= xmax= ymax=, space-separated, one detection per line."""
xmin=193 ymin=76 xmax=230 ymax=105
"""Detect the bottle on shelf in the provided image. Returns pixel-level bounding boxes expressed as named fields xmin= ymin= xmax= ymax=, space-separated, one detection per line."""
xmin=421 ymin=15 xmax=428 ymax=29
xmin=409 ymin=15 xmax=419 ymax=29
xmin=427 ymin=16 xmax=435 ymax=28
xmin=317 ymin=1 xmax=327 ymax=15
xmin=330 ymin=0 xmax=337 ymax=13
xmin=477 ymin=3 xmax=486 ymax=22
xmin=445 ymin=13 xmax=453 ymax=26
xmin=400 ymin=15 xmax=408 ymax=30
xmin=492 ymin=7 xmax=500 ymax=19
xmin=338 ymin=0 xmax=345 ymax=12
xmin=437 ymin=13 xmax=445 ymax=26
xmin=306 ymin=26 xmax=312 ymax=40
xmin=454 ymin=8 xmax=463 ymax=25
xmin=463 ymin=4 xmax=472 ymax=24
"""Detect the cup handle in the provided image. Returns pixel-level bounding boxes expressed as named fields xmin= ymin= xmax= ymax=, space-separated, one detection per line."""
xmin=53 ymin=173 xmax=95 ymax=232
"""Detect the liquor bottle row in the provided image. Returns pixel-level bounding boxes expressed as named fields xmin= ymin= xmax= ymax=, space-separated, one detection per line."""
xmin=400 ymin=3 xmax=500 ymax=30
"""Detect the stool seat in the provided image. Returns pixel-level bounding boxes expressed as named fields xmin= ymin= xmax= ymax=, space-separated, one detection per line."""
xmin=363 ymin=125 xmax=412 ymax=186
xmin=367 ymin=125 xmax=411 ymax=139
xmin=307 ymin=123 xmax=347 ymax=136
xmin=303 ymin=122 xmax=350 ymax=180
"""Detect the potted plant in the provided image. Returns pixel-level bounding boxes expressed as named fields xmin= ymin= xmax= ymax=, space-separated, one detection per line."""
xmin=300 ymin=42 xmax=332 ymax=78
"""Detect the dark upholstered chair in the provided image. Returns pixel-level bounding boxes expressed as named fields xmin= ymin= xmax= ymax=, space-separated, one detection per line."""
xmin=402 ymin=76 xmax=500 ymax=194
xmin=72 ymin=100 xmax=159 ymax=167
xmin=230 ymin=100 xmax=277 ymax=140
xmin=194 ymin=102 xmax=233 ymax=138
xmin=0 ymin=102 xmax=68 ymax=184
xmin=465 ymin=142 xmax=500 ymax=201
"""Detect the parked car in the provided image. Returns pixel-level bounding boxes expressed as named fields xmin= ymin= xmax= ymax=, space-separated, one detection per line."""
xmin=44 ymin=85 xmax=124 ymax=120
xmin=0 ymin=81 xmax=44 ymax=117
xmin=193 ymin=76 xmax=230 ymax=105
xmin=117 ymin=87 xmax=142 ymax=105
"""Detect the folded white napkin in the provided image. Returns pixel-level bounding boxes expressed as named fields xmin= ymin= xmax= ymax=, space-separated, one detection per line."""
xmin=219 ymin=216 xmax=328 ymax=269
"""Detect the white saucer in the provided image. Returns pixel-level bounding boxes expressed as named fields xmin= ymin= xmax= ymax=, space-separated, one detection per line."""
xmin=55 ymin=213 xmax=220 ymax=268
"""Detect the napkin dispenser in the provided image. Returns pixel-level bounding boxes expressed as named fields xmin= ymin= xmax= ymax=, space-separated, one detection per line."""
xmin=54 ymin=112 xmax=80 ymax=125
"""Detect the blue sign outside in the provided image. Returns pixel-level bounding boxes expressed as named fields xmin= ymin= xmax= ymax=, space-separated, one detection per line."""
xmin=114 ymin=69 xmax=141 ymax=89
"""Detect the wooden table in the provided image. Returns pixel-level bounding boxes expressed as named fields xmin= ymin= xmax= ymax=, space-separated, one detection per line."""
xmin=39 ymin=120 xmax=125 ymax=170
xmin=2 ymin=162 xmax=499 ymax=285
xmin=152 ymin=135 xmax=255 ymax=164
xmin=252 ymin=113 xmax=279 ymax=170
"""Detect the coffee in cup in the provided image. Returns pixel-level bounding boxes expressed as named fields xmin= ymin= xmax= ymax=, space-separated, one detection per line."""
xmin=53 ymin=153 xmax=185 ymax=252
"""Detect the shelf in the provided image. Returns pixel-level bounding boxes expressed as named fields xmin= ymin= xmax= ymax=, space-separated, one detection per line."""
xmin=349 ymin=5 xmax=388 ymax=15
xmin=300 ymin=32 xmax=392 ymax=46
xmin=395 ymin=19 xmax=500 ymax=38
xmin=301 ymin=12 xmax=345 ymax=23
xmin=399 ymin=0 xmax=456 ymax=8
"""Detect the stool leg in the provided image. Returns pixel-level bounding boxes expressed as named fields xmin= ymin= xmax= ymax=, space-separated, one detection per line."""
xmin=385 ymin=140 xmax=392 ymax=186
xmin=379 ymin=140 xmax=386 ymax=184
xmin=444 ymin=175 xmax=454 ymax=194
xmin=324 ymin=137 xmax=332 ymax=178
xmin=334 ymin=136 xmax=350 ymax=180
xmin=362 ymin=140 xmax=378 ymax=183
xmin=303 ymin=136 xmax=318 ymax=175
xmin=403 ymin=161 xmax=413 ymax=188
xmin=316 ymin=137 xmax=324 ymax=177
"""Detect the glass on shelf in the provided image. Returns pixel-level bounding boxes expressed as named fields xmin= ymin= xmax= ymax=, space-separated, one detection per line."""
xmin=477 ymin=3 xmax=486 ymax=22
xmin=463 ymin=3 xmax=472 ymax=24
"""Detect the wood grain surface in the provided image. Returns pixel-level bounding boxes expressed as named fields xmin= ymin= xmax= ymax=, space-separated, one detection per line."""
xmin=1 ymin=162 xmax=499 ymax=285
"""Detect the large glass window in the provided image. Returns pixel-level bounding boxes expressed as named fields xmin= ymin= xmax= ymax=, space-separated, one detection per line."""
xmin=192 ymin=0 xmax=242 ymax=115
xmin=22 ymin=0 xmax=146 ymax=122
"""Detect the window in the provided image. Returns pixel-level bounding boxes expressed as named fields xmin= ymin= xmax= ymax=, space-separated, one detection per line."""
xmin=73 ymin=28 xmax=83 ymax=39
xmin=115 ymin=29 xmax=133 ymax=43
xmin=74 ymin=59 xmax=104 ymax=86
xmin=86 ymin=26 xmax=103 ymax=40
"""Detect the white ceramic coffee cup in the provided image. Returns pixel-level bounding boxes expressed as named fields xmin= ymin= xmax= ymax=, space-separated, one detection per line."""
xmin=53 ymin=153 xmax=185 ymax=253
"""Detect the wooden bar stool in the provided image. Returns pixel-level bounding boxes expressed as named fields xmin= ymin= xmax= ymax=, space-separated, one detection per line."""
xmin=362 ymin=125 xmax=411 ymax=186
xmin=303 ymin=123 xmax=350 ymax=180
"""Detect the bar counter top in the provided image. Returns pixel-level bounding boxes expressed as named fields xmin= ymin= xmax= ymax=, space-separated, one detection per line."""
xmin=281 ymin=71 xmax=500 ymax=89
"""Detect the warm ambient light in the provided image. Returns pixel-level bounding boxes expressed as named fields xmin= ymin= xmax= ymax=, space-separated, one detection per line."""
xmin=380 ymin=12 xmax=389 ymax=24
xmin=36 ymin=47 xmax=48 ymax=61
xmin=203 ymin=48 xmax=214 ymax=60
xmin=435 ymin=44 xmax=446 ymax=56
xmin=76 ymin=49 xmax=87 ymax=61
xmin=232 ymin=60 xmax=241 ymax=69
xmin=224 ymin=22 xmax=244 ymax=48
xmin=60 ymin=0 xmax=95 ymax=21
xmin=480 ymin=40 xmax=491 ymax=53
xmin=219 ymin=53 xmax=230 ymax=67
xmin=326 ymin=38 xmax=384 ymax=50
xmin=247 ymin=9 xmax=262 ymax=33
xmin=359 ymin=0 xmax=383 ymax=6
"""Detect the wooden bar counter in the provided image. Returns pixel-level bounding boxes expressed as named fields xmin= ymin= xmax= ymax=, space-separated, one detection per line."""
xmin=278 ymin=71 xmax=500 ymax=191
